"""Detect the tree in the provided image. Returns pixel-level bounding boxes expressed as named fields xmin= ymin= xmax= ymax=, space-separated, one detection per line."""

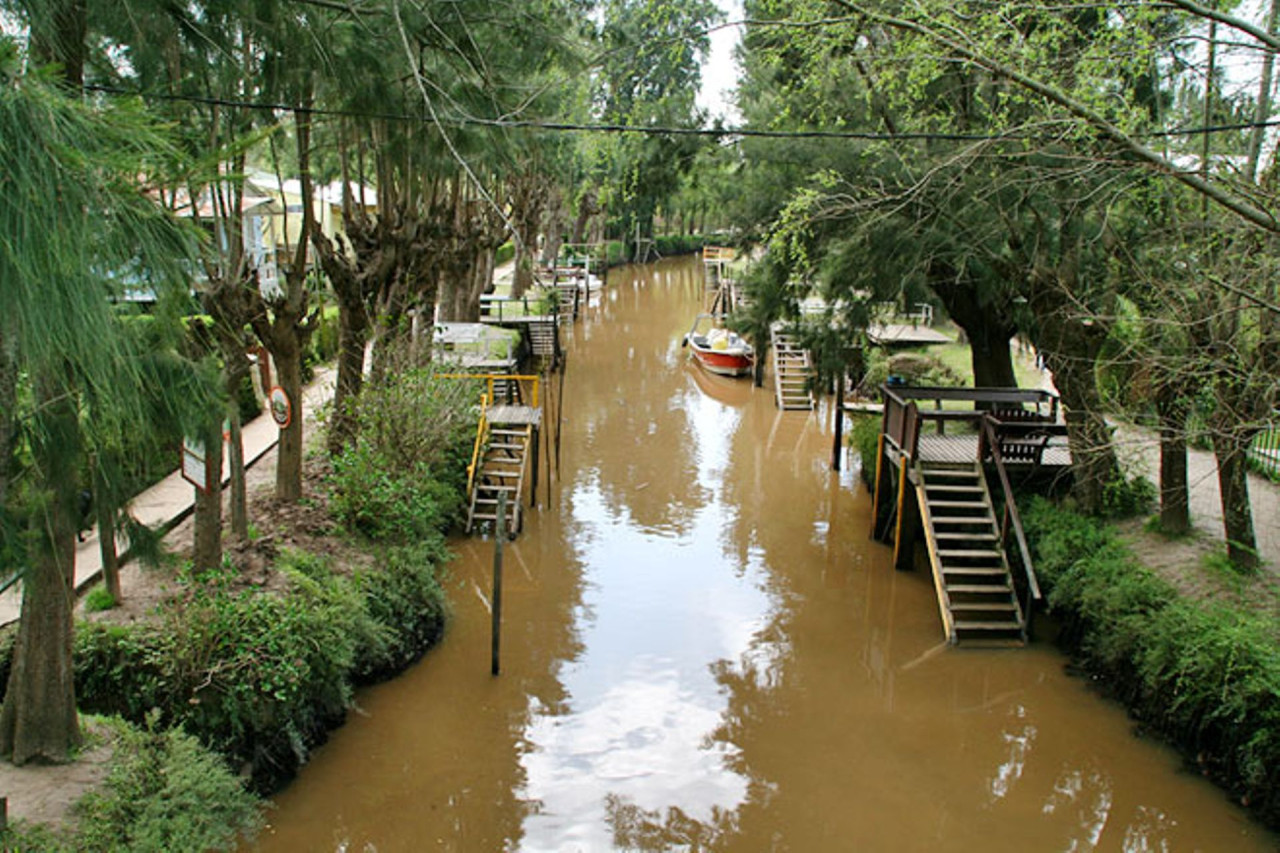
xmin=0 ymin=46 xmax=213 ymax=763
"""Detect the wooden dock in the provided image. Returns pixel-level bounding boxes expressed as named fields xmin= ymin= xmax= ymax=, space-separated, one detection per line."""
xmin=869 ymin=385 xmax=1070 ymax=646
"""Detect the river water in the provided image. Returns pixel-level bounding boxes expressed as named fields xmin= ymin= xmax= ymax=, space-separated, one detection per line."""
xmin=252 ymin=258 xmax=1274 ymax=851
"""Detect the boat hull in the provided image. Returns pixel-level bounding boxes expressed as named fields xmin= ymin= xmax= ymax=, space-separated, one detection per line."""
xmin=690 ymin=346 xmax=754 ymax=377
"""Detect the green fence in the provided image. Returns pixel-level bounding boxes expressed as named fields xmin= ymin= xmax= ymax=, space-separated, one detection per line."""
xmin=1250 ymin=415 xmax=1280 ymax=480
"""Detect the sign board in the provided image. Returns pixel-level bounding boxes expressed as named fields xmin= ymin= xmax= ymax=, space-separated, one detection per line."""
xmin=268 ymin=386 xmax=292 ymax=428
xmin=181 ymin=436 xmax=211 ymax=492
xmin=258 ymin=259 xmax=283 ymax=301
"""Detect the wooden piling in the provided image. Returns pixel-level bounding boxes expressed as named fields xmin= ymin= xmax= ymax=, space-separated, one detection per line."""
xmin=491 ymin=492 xmax=506 ymax=676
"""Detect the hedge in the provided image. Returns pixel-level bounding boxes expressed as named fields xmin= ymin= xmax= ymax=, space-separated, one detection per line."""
xmin=1025 ymin=499 xmax=1280 ymax=827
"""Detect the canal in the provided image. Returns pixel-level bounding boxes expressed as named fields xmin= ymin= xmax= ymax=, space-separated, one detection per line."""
xmin=252 ymin=257 xmax=1273 ymax=851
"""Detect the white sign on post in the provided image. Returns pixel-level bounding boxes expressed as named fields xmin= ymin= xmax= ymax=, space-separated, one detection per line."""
xmin=181 ymin=437 xmax=211 ymax=492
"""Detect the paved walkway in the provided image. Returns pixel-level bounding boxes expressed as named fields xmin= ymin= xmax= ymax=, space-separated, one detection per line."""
xmin=0 ymin=369 xmax=334 ymax=627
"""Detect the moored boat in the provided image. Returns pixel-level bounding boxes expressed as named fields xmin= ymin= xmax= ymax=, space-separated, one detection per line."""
xmin=683 ymin=314 xmax=754 ymax=377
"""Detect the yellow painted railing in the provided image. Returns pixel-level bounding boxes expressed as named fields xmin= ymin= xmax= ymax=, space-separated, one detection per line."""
xmin=434 ymin=373 xmax=541 ymax=409
xmin=467 ymin=391 xmax=490 ymax=497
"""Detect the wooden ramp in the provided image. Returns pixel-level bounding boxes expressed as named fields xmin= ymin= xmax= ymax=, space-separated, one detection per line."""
xmin=916 ymin=461 xmax=1025 ymax=645
xmin=771 ymin=325 xmax=814 ymax=410
xmin=467 ymin=422 xmax=533 ymax=537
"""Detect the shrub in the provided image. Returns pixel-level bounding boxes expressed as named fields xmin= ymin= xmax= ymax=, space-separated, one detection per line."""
xmin=329 ymin=445 xmax=463 ymax=542
xmin=68 ymin=547 xmax=450 ymax=793
xmin=850 ymin=415 xmax=882 ymax=490
xmin=353 ymin=543 xmax=449 ymax=680
xmin=328 ymin=369 xmax=473 ymax=542
xmin=495 ymin=241 xmax=515 ymax=267
xmin=1024 ymin=499 xmax=1280 ymax=827
xmin=84 ymin=586 xmax=117 ymax=613
xmin=74 ymin=716 xmax=262 ymax=853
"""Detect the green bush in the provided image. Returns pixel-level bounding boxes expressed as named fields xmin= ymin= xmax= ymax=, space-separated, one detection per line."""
xmin=850 ymin=415 xmax=882 ymax=490
xmin=84 ymin=586 xmax=117 ymax=613
xmin=353 ymin=543 xmax=450 ymax=680
xmin=1025 ymin=499 xmax=1280 ymax=827
xmin=68 ymin=547 xmax=449 ymax=793
xmin=495 ymin=241 xmax=515 ymax=267
xmin=329 ymin=445 xmax=462 ymax=542
xmin=653 ymin=234 xmax=707 ymax=256
xmin=328 ymin=369 xmax=473 ymax=542
xmin=74 ymin=717 xmax=262 ymax=853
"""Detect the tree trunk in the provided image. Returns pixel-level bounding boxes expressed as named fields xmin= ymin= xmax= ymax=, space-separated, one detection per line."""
xmin=274 ymin=336 xmax=304 ymax=502
xmin=227 ymin=404 xmax=248 ymax=540
xmin=93 ymin=466 xmax=121 ymax=601
xmin=1158 ymin=423 xmax=1190 ymax=535
xmin=932 ymin=280 xmax=1018 ymax=391
xmin=1212 ymin=430 xmax=1260 ymax=571
xmin=0 ymin=385 xmax=82 ymax=764
xmin=0 ymin=335 xmax=15 ymax=510
xmin=192 ymin=421 xmax=223 ymax=572
xmin=1156 ymin=391 xmax=1191 ymax=535
xmin=330 ymin=303 xmax=368 ymax=455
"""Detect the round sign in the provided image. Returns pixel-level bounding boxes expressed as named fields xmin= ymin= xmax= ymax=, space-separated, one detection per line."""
xmin=268 ymin=386 xmax=292 ymax=428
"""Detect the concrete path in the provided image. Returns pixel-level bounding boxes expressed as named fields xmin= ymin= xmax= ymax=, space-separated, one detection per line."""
xmin=0 ymin=369 xmax=334 ymax=627
xmin=1115 ymin=426 xmax=1280 ymax=565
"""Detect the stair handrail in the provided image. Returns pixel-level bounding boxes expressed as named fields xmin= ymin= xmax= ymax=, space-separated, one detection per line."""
xmin=979 ymin=414 xmax=1042 ymax=621
xmin=467 ymin=390 xmax=491 ymax=497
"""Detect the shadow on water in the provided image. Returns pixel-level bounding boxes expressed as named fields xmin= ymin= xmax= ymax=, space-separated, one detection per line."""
xmin=252 ymin=257 xmax=1275 ymax=852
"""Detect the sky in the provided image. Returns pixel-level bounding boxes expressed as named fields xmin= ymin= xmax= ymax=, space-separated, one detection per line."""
xmin=697 ymin=0 xmax=744 ymax=121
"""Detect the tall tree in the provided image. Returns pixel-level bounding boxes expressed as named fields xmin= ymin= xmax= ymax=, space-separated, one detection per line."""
xmin=0 ymin=44 xmax=213 ymax=762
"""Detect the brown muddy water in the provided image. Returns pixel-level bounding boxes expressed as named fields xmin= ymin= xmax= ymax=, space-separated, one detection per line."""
xmin=252 ymin=258 xmax=1275 ymax=851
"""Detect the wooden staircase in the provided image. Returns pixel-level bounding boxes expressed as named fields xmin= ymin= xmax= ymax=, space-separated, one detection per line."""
xmin=771 ymin=326 xmax=814 ymax=410
xmin=527 ymin=319 xmax=559 ymax=362
xmin=916 ymin=461 xmax=1025 ymax=644
xmin=466 ymin=423 xmax=533 ymax=537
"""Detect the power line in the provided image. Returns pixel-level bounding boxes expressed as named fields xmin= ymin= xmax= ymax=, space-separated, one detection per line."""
xmin=82 ymin=83 xmax=1280 ymax=143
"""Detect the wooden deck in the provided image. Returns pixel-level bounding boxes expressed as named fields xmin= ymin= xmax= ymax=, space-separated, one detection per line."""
xmin=486 ymin=404 xmax=542 ymax=427
xmin=870 ymin=385 xmax=1069 ymax=646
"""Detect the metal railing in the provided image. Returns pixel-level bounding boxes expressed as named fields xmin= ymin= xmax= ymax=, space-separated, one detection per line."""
xmin=1248 ymin=413 xmax=1280 ymax=480
xmin=479 ymin=294 xmax=554 ymax=322
xmin=434 ymin=373 xmax=541 ymax=410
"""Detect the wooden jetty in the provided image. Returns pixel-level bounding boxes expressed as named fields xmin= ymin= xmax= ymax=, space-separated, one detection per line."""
xmin=443 ymin=373 xmax=545 ymax=538
xmin=479 ymin=293 xmax=562 ymax=368
xmin=869 ymin=385 xmax=1070 ymax=646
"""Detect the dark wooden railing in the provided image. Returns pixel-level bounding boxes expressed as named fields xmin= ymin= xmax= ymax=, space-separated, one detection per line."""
xmin=879 ymin=384 xmax=1064 ymax=638
xmin=978 ymin=415 xmax=1042 ymax=636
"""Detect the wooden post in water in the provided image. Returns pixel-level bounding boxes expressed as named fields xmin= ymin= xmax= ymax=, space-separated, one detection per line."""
xmin=832 ymin=376 xmax=845 ymax=471
xmin=491 ymin=491 xmax=506 ymax=676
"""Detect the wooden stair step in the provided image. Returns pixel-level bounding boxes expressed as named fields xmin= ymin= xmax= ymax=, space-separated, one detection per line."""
xmin=951 ymin=601 xmax=1018 ymax=612
xmin=925 ymin=484 xmax=984 ymax=494
xmin=942 ymin=566 xmax=1008 ymax=576
xmin=928 ymin=500 xmax=989 ymax=509
xmin=938 ymin=548 xmax=1004 ymax=559
xmin=954 ymin=620 xmax=1023 ymax=632
xmin=947 ymin=583 xmax=1013 ymax=594
xmin=934 ymin=531 xmax=998 ymax=541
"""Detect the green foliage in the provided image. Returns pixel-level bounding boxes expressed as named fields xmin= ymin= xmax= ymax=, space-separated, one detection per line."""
xmin=862 ymin=352 xmax=964 ymax=390
xmin=330 ymin=446 xmax=462 ymax=542
xmin=851 ymin=415 xmax=882 ymax=490
xmin=1025 ymin=500 xmax=1280 ymax=824
xmin=1101 ymin=473 xmax=1156 ymax=519
xmin=495 ymin=242 xmax=516 ymax=268
xmin=84 ymin=586 xmax=118 ymax=613
xmin=652 ymin=234 xmax=707 ymax=256
xmin=353 ymin=543 xmax=450 ymax=679
xmin=328 ymin=369 xmax=472 ymax=542
xmin=66 ymin=547 xmax=446 ymax=792
xmin=73 ymin=717 xmax=262 ymax=853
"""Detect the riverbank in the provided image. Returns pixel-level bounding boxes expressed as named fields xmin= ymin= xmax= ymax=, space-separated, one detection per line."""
xmin=0 ymin=362 xmax=468 ymax=849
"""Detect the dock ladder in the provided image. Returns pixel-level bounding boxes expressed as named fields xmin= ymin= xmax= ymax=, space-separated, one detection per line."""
xmin=770 ymin=325 xmax=815 ymax=410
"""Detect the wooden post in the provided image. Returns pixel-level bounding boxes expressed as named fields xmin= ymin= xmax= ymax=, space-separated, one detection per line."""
xmin=491 ymin=492 xmax=505 ymax=676
xmin=832 ymin=375 xmax=845 ymax=471
xmin=893 ymin=465 xmax=917 ymax=571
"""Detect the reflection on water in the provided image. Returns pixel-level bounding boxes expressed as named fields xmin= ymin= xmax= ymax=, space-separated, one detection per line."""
xmin=252 ymin=258 xmax=1275 ymax=852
